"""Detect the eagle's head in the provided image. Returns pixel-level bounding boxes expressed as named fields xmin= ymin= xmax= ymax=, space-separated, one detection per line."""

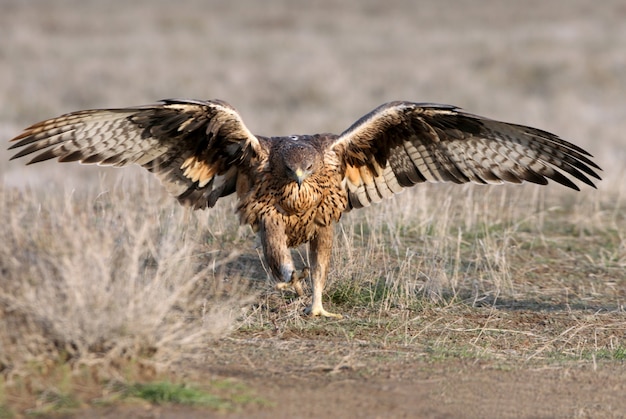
xmin=273 ymin=135 xmax=323 ymax=188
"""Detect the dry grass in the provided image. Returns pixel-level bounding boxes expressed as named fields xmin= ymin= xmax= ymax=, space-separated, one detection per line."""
xmin=0 ymin=180 xmax=257 ymax=405
xmin=1 ymin=0 xmax=625 ymax=415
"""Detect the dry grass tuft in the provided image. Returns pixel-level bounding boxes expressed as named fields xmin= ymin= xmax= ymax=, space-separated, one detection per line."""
xmin=0 ymin=178 xmax=257 ymax=389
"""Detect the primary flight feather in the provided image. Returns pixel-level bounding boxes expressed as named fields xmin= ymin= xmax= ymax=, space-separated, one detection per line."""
xmin=9 ymin=99 xmax=602 ymax=317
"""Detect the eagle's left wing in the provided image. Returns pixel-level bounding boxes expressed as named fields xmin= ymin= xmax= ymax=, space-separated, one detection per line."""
xmin=9 ymin=99 xmax=264 ymax=209
xmin=330 ymin=101 xmax=602 ymax=209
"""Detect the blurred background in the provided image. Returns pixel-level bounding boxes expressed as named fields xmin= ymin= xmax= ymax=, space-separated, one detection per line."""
xmin=1 ymin=0 xmax=624 ymax=192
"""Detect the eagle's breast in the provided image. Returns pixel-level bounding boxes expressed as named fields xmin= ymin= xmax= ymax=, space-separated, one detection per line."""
xmin=235 ymin=136 xmax=349 ymax=247
xmin=276 ymin=181 xmax=323 ymax=215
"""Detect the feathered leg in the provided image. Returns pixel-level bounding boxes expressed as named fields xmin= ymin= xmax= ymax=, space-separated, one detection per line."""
xmin=305 ymin=224 xmax=342 ymax=318
xmin=260 ymin=217 xmax=306 ymax=297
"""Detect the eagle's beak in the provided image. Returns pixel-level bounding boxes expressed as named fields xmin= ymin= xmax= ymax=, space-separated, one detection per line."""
xmin=294 ymin=168 xmax=306 ymax=187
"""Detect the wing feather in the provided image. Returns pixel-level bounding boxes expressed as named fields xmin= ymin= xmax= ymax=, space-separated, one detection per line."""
xmin=9 ymin=99 xmax=264 ymax=209
xmin=331 ymin=101 xmax=601 ymax=209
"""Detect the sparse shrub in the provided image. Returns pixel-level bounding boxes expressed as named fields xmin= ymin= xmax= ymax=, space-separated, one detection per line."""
xmin=0 ymin=179 xmax=257 ymax=386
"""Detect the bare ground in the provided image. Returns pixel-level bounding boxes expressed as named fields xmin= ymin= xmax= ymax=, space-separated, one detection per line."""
xmin=85 ymin=334 xmax=626 ymax=419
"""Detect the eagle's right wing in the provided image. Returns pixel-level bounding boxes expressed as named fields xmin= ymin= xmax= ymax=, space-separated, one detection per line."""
xmin=9 ymin=99 xmax=265 ymax=209
xmin=330 ymin=101 xmax=601 ymax=209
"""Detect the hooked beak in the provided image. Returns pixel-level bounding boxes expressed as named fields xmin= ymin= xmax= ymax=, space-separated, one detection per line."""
xmin=294 ymin=168 xmax=307 ymax=188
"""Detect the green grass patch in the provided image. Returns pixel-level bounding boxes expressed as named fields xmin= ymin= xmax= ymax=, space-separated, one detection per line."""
xmin=329 ymin=278 xmax=392 ymax=309
xmin=122 ymin=380 xmax=268 ymax=411
xmin=126 ymin=381 xmax=225 ymax=407
xmin=592 ymin=347 xmax=626 ymax=361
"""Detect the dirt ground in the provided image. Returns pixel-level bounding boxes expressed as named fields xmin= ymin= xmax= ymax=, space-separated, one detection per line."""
xmin=85 ymin=335 xmax=626 ymax=419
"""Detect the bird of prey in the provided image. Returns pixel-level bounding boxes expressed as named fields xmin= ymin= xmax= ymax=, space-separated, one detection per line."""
xmin=8 ymin=99 xmax=602 ymax=317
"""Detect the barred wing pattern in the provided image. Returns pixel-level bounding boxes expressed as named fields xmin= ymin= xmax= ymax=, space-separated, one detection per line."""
xmin=332 ymin=102 xmax=601 ymax=209
xmin=9 ymin=99 xmax=262 ymax=209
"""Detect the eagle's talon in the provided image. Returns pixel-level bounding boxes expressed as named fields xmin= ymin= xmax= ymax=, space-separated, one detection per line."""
xmin=275 ymin=267 xmax=309 ymax=297
xmin=305 ymin=305 xmax=343 ymax=319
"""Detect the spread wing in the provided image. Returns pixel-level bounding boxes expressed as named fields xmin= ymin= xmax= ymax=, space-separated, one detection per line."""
xmin=9 ymin=99 xmax=265 ymax=209
xmin=330 ymin=101 xmax=602 ymax=209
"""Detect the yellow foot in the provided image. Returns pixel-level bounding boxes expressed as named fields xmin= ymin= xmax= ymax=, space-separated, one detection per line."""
xmin=305 ymin=305 xmax=343 ymax=319
xmin=275 ymin=267 xmax=309 ymax=297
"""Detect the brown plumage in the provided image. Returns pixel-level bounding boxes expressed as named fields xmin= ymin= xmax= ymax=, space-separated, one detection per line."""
xmin=8 ymin=99 xmax=602 ymax=317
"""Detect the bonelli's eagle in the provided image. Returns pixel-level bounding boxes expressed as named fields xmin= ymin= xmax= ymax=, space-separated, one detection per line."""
xmin=9 ymin=100 xmax=601 ymax=317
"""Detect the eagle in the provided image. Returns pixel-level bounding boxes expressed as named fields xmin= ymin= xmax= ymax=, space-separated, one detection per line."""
xmin=8 ymin=99 xmax=601 ymax=318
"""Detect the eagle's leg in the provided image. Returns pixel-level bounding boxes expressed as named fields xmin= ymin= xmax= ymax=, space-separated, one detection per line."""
xmin=305 ymin=225 xmax=342 ymax=318
xmin=260 ymin=218 xmax=308 ymax=297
